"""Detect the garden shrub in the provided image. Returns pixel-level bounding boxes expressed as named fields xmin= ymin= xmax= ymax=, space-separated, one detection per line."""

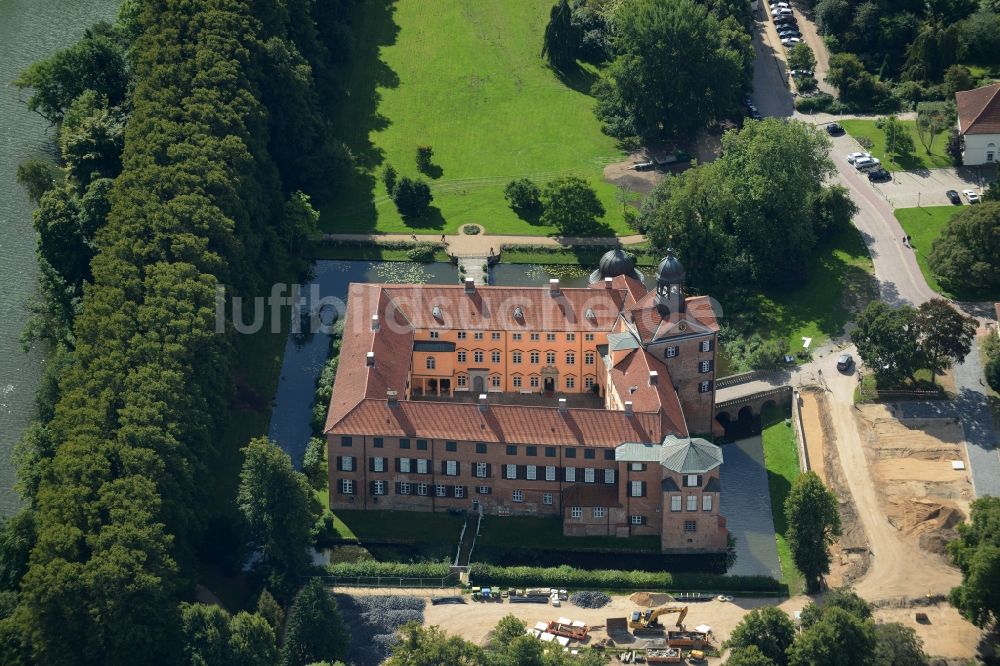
xmin=794 ymin=93 xmax=833 ymax=113
xmin=406 ymin=244 xmax=436 ymax=262
xmin=504 ymin=178 xmax=542 ymax=212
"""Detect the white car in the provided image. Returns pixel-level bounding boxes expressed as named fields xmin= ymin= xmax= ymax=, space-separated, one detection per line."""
xmin=854 ymin=157 xmax=880 ymax=171
xmin=846 ymin=152 xmax=871 ymax=164
xmin=782 ymin=37 xmax=802 ymax=46
xmin=772 ymin=7 xmax=793 ymax=16
xmin=769 ymin=1 xmax=790 ymax=8
xmin=963 ymin=189 xmax=981 ymax=203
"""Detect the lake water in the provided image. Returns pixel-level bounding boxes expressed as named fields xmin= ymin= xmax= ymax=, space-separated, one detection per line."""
xmin=0 ymin=0 xmax=122 ymax=517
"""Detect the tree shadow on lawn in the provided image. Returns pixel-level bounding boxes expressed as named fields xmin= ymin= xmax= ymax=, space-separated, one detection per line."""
xmin=322 ymin=0 xmax=401 ymax=233
xmin=513 ymin=206 xmax=543 ymax=225
xmin=550 ymin=61 xmax=599 ymax=95
xmin=403 ymin=206 xmax=447 ymax=231
xmin=418 ymin=162 xmax=443 ymax=179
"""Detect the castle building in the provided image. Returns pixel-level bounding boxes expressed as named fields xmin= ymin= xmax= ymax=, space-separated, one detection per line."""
xmin=324 ymin=250 xmax=729 ymax=553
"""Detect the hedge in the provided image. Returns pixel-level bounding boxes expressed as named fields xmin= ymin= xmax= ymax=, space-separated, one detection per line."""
xmin=467 ymin=564 xmax=784 ymax=594
xmin=327 ymin=561 xmax=452 ymax=579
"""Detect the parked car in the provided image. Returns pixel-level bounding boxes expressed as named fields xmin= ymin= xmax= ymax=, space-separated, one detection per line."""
xmin=781 ymin=37 xmax=802 ymax=46
xmin=749 ymin=109 xmax=763 ymax=120
xmin=826 ymin=123 xmax=845 ymax=136
xmin=772 ymin=7 xmax=793 ymax=16
xmin=790 ymin=69 xmax=814 ymax=78
xmin=846 ymin=152 xmax=871 ymax=164
xmin=774 ymin=16 xmax=797 ymax=26
xmin=963 ymin=189 xmax=981 ymax=203
xmin=946 ymin=189 xmax=961 ymax=204
xmin=769 ymin=1 xmax=790 ymax=8
xmin=854 ymin=157 xmax=881 ymax=171
xmin=867 ymin=168 xmax=891 ymax=182
xmin=778 ymin=29 xmax=801 ymax=38
xmin=836 ymin=353 xmax=854 ymax=372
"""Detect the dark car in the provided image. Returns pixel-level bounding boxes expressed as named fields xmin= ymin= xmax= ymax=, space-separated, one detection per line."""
xmin=825 ymin=123 xmax=844 ymax=136
xmin=946 ymin=189 xmax=961 ymax=205
xmin=836 ymin=353 xmax=854 ymax=372
xmin=867 ymin=168 xmax=891 ymax=182
xmin=773 ymin=16 xmax=797 ymax=25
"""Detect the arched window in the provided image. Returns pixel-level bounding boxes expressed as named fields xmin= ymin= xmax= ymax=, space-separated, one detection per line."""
xmin=426 ymin=357 xmax=435 ymax=369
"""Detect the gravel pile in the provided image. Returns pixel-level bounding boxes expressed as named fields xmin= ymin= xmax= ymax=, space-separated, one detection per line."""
xmin=336 ymin=594 xmax=426 ymax=666
xmin=569 ymin=591 xmax=612 ymax=609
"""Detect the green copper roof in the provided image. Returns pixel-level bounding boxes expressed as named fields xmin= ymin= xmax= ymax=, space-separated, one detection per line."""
xmin=608 ymin=332 xmax=640 ymax=352
xmin=615 ymin=436 xmax=724 ymax=473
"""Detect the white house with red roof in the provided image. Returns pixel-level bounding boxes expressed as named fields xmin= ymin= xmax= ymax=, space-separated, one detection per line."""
xmin=956 ymin=82 xmax=1000 ymax=166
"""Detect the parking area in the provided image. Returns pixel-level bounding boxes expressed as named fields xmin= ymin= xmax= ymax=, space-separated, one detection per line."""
xmin=719 ymin=436 xmax=781 ymax=578
xmin=826 ymin=131 xmax=995 ymax=207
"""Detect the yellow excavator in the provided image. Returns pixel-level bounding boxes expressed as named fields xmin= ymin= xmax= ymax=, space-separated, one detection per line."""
xmin=628 ymin=605 xmax=688 ymax=631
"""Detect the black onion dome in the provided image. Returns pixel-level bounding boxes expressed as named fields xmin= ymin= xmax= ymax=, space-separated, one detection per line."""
xmin=656 ymin=248 xmax=685 ymax=285
xmin=598 ymin=248 xmax=636 ymax=279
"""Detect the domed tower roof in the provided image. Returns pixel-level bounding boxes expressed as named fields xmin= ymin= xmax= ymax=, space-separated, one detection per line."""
xmin=656 ymin=249 xmax=685 ymax=285
xmin=589 ymin=247 xmax=643 ymax=284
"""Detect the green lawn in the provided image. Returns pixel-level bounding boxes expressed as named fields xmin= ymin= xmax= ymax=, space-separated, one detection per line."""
xmin=477 ymin=516 xmax=662 ymax=553
xmin=760 ymin=406 xmax=804 ymax=594
xmin=894 ymin=205 xmax=963 ymax=296
xmin=334 ymin=510 xmax=466 ymax=543
xmin=840 ymin=119 xmax=952 ymax=172
xmin=749 ymin=218 xmax=877 ymax=353
xmin=325 ymin=0 xmax=629 ymax=236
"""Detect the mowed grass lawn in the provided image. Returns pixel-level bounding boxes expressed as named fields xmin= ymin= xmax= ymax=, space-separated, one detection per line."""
xmin=326 ymin=0 xmax=628 ymax=236
xmin=894 ymin=205 xmax=963 ymax=296
xmin=840 ymin=119 xmax=952 ymax=171
xmin=760 ymin=406 xmax=804 ymax=594
xmin=749 ymin=219 xmax=877 ymax=353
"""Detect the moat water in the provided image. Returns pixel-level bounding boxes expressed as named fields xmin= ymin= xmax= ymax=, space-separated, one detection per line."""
xmin=0 ymin=0 xmax=122 ymax=517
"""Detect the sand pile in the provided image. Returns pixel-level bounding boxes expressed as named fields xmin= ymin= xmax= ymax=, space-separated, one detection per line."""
xmin=628 ymin=592 xmax=673 ymax=607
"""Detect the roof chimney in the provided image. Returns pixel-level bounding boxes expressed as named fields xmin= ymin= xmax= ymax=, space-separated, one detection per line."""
xmin=648 ymin=370 xmax=659 ymax=386
xmin=624 ymin=400 xmax=634 ymax=415
xmin=478 ymin=393 xmax=488 ymax=412
xmin=387 ymin=390 xmax=398 ymax=407
xmin=604 ymin=276 xmax=613 ymax=289
xmin=558 ymin=397 xmax=567 ymax=413
xmin=371 ymin=314 xmax=380 ymax=331
xmin=549 ymin=278 xmax=560 ymax=295
xmin=464 ymin=277 xmax=475 ymax=294
xmin=366 ymin=351 xmax=375 ymax=367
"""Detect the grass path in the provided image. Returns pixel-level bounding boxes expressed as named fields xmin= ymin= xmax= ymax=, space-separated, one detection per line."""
xmin=840 ymin=119 xmax=951 ymax=172
xmin=894 ymin=205 xmax=963 ymax=297
xmin=325 ymin=0 xmax=628 ymax=236
xmin=760 ymin=406 xmax=805 ymax=594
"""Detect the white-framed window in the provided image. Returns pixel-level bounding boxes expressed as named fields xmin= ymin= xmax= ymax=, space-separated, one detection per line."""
xmin=435 ymin=484 xmax=447 ymax=497
xmin=400 ymin=458 xmax=411 ymax=473
xmin=629 ymin=481 xmax=644 ymax=497
xmin=512 ymin=490 xmax=524 ymax=503
xmin=446 ymin=460 xmax=457 ymax=476
xmin=400 ymin=482 xmax=411 ymax=495
xmin=630 ymin=463 xmax=644 ymax=472
xmin=530 ymin=333 xmax=539 ymax=341
xmin=545 ymin=466 xmax=556 ymax=481
xmin=571 ymin=506 xmax=583 ymax=519
xmin=686 ymin=474 xmax=699 ymax=487
xmin=565 ymin=352 xmax=575 ymax=365
xmin=478 ymin=485 xmax=490 ymax=494
xmin=513 ymin=375 xmax=522 ymax=388
xmin=631 ymin=515 xmax=644 ymax=525
xmin=604 ymin=469 xmax=615 ymax=484
xmin=585 ymin=333 xmax=594 ymax=341
xmin=584 ymin=352 xmax=595 ymax=365
xmin=584 ymin=468 xmax=595 ymax=483
xmin=374 ymin=480 xmax=386 ymax=495
xmin=417 ymin=483 xmax=429 ymax=496
xmin=546 ymin=351 xmax=556 ymax=364
xmin=457 ymin=351 xmax=467 ymax=363
xmin=671 ymin=495 xmax=682 ymax=511
xmin=417 ymin=459 xmax=429 ymax=474
xmin=373 ymin=457 xmax=385 ymax=472
xmin=566 ymin=376 xmax=575 ymax=389
xmin=701 ymin=339 xmax=712 ymax=352
xmin=566 ymin=333 xmax=576 ymax=341
xmin=454 ymin=486 xmax=465 ymax=498
xmin=506 ymin=464 xmax=517 ymax=480
xmin=490 ymin=375 xmax=501 ymax=388
xmin=665 ymin=346 xmax=678 ymax=358
xmin=530 ymin=351 xmax=540 ymax=364
xmin=699 ymin=360 xmax=711 ymax=373
xmin=584 ymin=376 xmax=595 ymax=389
xmin=687 ymin=495 xmax=698 ymax=511
xmin=341 ymin=456 xmax=354 ymax=472
xmin=593 ymin=507 xmax=606 ymax=519
xmin=474 ymin=332 xmax=483 ymax=340
xmin=512 ymin=351 xmax=522 ymax=364
xmin=546 ymin=333 xmax=556 ymax=342
xmin=430 ymin=331 xmax=439 ymax=339
xmin=527 ymin=465 xmax=537 ymax=480
xmin=699 ymin=380 xmax=711 ymax=393
xmin=475 ymin=462 xmax=487 ymax=478
xmin=565 ymin=467 xmax=576 ymax=482
xmin=513 ymin=333 xmax=522 ymax=341
xmin=426 ymin=357 xmax=436 ymax=369
xmin=703 ymin=495 xmax=713 ymax=511
xmin=491 ymin=350 xmax=501 ymax=363
xmin=458 ymin=375 xmax=467 ymax=387
xmin=530 ymin=376 xmax=540 ymax=388
xmin=492 ymin=332 xmax=501 ymax=340
xmin=458 ymin=331 xmax=467 ymax=340
xmin=684 ymin=520 xmax=697 ymax=532
xmin=474 ymin=351 xmax=484 ymax=363
xmin=543 ymin=493 xmax=553 ymax=505
xmin=342 ymin=479 xmax=354 ymax=495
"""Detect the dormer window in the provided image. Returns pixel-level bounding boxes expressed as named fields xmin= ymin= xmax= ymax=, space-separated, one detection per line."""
xmin=432 ymin=306 xmax=442 ymax=319
xmin=512 ymin=306 xmax=524 ymax=320
xmin=585 ymin=308 xmax=595 ymax=320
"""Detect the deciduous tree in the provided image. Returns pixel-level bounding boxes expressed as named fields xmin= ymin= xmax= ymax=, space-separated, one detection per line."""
xmin=788 ymin=43 xmax=817 ymax=72
xmin=948 ymin=496 xmax=1000 ymax=627
xmin=928 ymin=202 xmax=1000 ymax=294
xmin=787 ymin=607 xmax=876 ymax=666
xmin=913 ymin=299 xmax=977 ymax=384
xmin=851 ymin=302 xmax=922 ymax=387
xmin=785 ymin=472 xmax=841 ymax=593
xmin=874 ymin=622 xmax=928 ymax=665
xmin=280 ymin=580 xmax=349 ymax=666
xmin=725 ymin=606 xmax=795 ymax=665
xmin=540 ymin=176 xmax=606 ymax=236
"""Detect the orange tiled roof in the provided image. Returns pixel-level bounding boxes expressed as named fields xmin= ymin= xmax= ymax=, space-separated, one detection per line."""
xmin=609 ymin=349 xmax=686 ymax=432
xmin=957 ymin=83 xmax=1000 ymax=135
xmin=628 ymin=292 xmax=721 ymax=342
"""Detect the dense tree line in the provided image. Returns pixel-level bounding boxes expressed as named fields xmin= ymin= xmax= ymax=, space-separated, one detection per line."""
xmin=948 ymin=496 xmax=1000 ymax=628
xmin=928 ymin=201 xmax=1000 ymax=295
xmin=5 ymin=0 xmax=354 ymax=662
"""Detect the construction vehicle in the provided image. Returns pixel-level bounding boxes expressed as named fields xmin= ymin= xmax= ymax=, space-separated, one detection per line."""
xmin=688 ymin=650 xmax=707 ymax=663
xmin=646 ymin=647 xmax=682 ymax=663
xmin=545 ymin=620 xmax=588 ymax=641
xmin=666 ymin=630 xmax=707 ymax=649
xmin=628 ymin=605 xmax=688 ymax=631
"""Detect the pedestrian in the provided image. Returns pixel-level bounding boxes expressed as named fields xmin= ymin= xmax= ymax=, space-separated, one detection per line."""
xmin=441 ymin=234 xmax=446 ymax=243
